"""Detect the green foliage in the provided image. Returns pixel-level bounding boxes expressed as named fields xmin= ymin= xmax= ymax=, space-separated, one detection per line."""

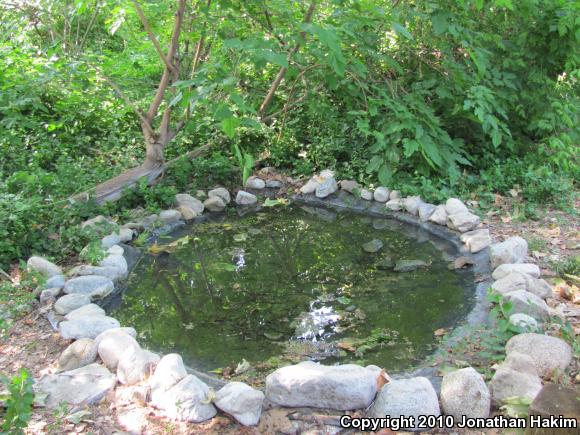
xmin=0 ymin=369 xmax=35 ymax=434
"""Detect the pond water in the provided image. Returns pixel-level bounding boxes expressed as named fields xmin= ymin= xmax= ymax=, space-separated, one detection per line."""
xmin=113 ymin=205 xmax=475 ymax=374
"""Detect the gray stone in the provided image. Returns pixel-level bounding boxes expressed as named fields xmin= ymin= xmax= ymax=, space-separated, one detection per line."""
xmin=151 ymin=374 xmax=217 ymax=423
xmin=59 ymin=316 xmax=120 ymax=339
xmin=489 ymin=366 xmax=542 ymax=407
xmin=367 ymin=377 xmax=440 ymax=429
xmin=63 ymin=275 xmax=114 ymax=300
xmin=99 ymin=254 xmax=127 ymax=276
xmin=139 ymin=214 xmax=159 ymax=230
xmin=360 ymin=188 xmax=373 ymax=201
xmin=117 ymin=227 xmax=134 ymax=243
xmin=394 ymin=259 xmax=427 ymax=272
xmin=339 ymin=180 xmax=360 ymax=193
xmin=101 ymin=233 xmax=122 ymax=249
xmin=525 ymin=277 xmax=553 ymax=299
xmin=509 ymin=313 xmax=539 ymax=332
xmin=265 ymin=179 xmax=283 ymax=189
xmin=447 ymin=211 xmax=480 ymax=232
xmin=117 ymin=348 xmax=160 ymax=385
xmin=529 ymin=384 xmax=580 ymax=423
xmin=385 ymin=198 xmax=403 ymax=211
xmin=300 ymin=178 xmax=319 ymax=194
xmin=64 ymin=303 xmax=106 ymax=321
xmin=373 ymin=187 xmax=390 ymax=203
xmin=445 ymin=198 xmax=469 ymax=215
xmin=441 ymin=367 xmax=490 ymax=419
xmin=98 ymin=329 xmax=141 ymax=370
xmin=215 ymin=382 xmax=265 ymax=426
xmin=159 ymin=209 xmax=182 ymax=224
xmin=81 ymin=215 xmax=116 ymax=231
xmin=505 ymin=333 xmax=573 ymax=378
xmin=418 ymin=203 xmax=436 ymax=222
xmin=54 ymin=293 xmax=91 ymax=315
xmin=203 ymin=196 xmax=227 ymax=212
xmin=245 ymin=177 xmax=266 ymax=190
xmin=492 ymin=263 xmax=541 ymax=280
xmin=40 ymin=288 xmax=61 ymax=305
xmin=362 ymin=239 xmax=383 ymax=253
xmin=428 ymin=205 xmax=448 ymax=225
xmin=175 ymin=194 xmax=204 ymax=215
xmin=68 ymin=264 xmax=126 ymax=282
xmin=403 ymin=196 xmax=422 ymax=215
xmin=265 ymin=361 xmax=377 ymax=410
xmin=492 ymin=272 xmax=528 ymax=295
xmin=149 ymin=354 xmax=188 ymax=403
xmin=389 ymin=190 xmax=401 ymax=199
xmin=503 ymin=290 xmax=550 ymax=320
xmin=460 ymin=229 xmax=491 ymax=253
xmin=36 ymin=363 xmax=116 ymax=408
xmin=208 ymin=187 xmax=231 ymax=204
xmin=107 ymin=245 xmax=124 ymax=256
xmin=45 ymin=274 xmax=66 ymax=290
xmin=58 ymin=338 xmax=98 ymax=372
xmin=490 ymin=237 xmax=528 ymax=269
xmin=235 ymin=190 xmax=258 ymax=206
xmin=178 ymin=206 xmax=198 ymax=220
xmin=315 ymin=177 xmax=338 ymax=198
xmin=27 ymin=256 xmax=62 ymax=278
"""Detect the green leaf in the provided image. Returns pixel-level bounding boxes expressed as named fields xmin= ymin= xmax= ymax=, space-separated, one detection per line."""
xmin=221 ymin=117 xmax=240 ymax=139
xmin=378 ymin=164 xmax=393 ymax=185
xmin=392 ymin=22 xmax=413 ymax=40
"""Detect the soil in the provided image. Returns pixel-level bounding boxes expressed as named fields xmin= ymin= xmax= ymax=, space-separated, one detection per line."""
xmin=1 ymin=197 xmax=578 ymax=435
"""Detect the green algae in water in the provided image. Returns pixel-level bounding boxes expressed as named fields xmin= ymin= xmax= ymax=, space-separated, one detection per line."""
xmin=113 ymin=205 xmax=475 ymax=373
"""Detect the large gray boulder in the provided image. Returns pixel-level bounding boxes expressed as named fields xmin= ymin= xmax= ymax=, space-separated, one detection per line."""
xmin=68 ymin=264 xmax=126 ymax=282
xmin=403 ymin=196 xmax=422 ymax=215
xmin=99 ymin=254 xmax=128 ymax=275
xmin=490 ymin=237 xmax=528 ymax=268
xmin=245 ymin=176 xmax=266 ymax=190
xmin=489 ymin=352 xmax=542 ymax=406
xmin=40 ymin=288 xmax=61 ymax=305
xmin=428 ymin=205 xmax=448 ymax=225
xmin=45 ymin=274 xmax=66 ymax=290
xmin=214 ymin=382 xmax=265 ymax=426
xmin=492 ymin=263 xmax=541 ymax=280
xmin=503 ymin=290 xmax=550 ymax=320
xmin=203 ymin=196 xmax=226 ymax=212
xmin=509 ymin=313 xmax=539 ymax=332
xmin=265 ymin=361 xmax=377 ymax=410
xmin=367 ymin=377 xmax=440 ymax=430
xmin=149 ymin=353 xmax=188 ymax=403
xmin=58 ymin=338 xmax=98 ymax=372
xmin=445 ymin=198 xmax=469 ymax=215
xmin=59 ymin=316 xmax=120 ymax=339
xmin=54 ymin=293 xmax=91 ymax=315
xmin=505 ymin=333 xmax=572 ymax=379
xmin=27 ymin=256 xmax=62 ymax=278
xmin=151 ymin=374 xmax=217 ymax=423
xmin=117 ymin=348 xmax=160 ymax=385
xmin=440 ymin=367 xmax=490 ymax=419
xmin=492 ymin=273 xmax=551 ymax=299
xmin=373 ymin=187 xmax=390 ymax=203
xmin=235 ymin=190 xmax=258 ymax=205
xmin=385 ymin=198 xmax=403 ymax=211
xmin=63 ymin=275 xmax=114 ymax=300
xmin=64 ymin=303 xmax=105 ymax=321
xmin=447 ymin=212 xmax=480 ymax=232
xmin=36 ymin=363 xmax=116 ymax=408
xmin=339 ymin=180 xmax=360 ymax=193
xmin=315 ymin=177 xmax=338 ymax=198
xmin=159 ymin=209 xmax=182 ymax=224
xmin=97 ymin=329 xmax=141 ymax=370
xmin=360 ymin=188 xmax=373 ymax=201
xmin=208 ymin=187 xmax=231 ymax=204
xmin=418 ymin=203 xmax=436 ymax=222
xmin=460 ymin=229 xmax=491 ymax=253
xmin=175 ymin=194 xmax=204 ymax=215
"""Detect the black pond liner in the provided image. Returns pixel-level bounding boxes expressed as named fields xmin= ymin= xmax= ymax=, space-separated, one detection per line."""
xmin=100 ymin=189 xmax=493 ymax=391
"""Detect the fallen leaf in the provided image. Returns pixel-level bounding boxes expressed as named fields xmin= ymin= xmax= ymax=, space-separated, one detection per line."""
xmin=376 ymin=369 xmax=391 ymax=390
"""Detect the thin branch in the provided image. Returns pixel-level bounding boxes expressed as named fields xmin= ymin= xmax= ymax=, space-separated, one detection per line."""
xmin=131 ymin=0 xmax=178 ymax=74
xmin=77 ymin=0 xmax=100 ymax=55
xmin=258 ymin=0 xmax=317 ymax=117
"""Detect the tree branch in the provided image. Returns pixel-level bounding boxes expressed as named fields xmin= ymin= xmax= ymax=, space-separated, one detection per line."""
xmin=258 ymin=0 xmax=317 ymax=118
xmin=131 ymin=0 xmax=178 ymax=74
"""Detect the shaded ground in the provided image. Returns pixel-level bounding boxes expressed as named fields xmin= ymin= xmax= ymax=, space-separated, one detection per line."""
xmin=0 ymin=197 xmax=578 ymax=434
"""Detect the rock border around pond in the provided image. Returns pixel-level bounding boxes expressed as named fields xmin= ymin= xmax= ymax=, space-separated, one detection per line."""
xmin=26 ymin=169 xmax=574 ymax=429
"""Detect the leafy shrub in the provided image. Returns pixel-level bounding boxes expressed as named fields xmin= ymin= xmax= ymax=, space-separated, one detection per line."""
xmin=0 ymin=369 xmax=35 ymax=434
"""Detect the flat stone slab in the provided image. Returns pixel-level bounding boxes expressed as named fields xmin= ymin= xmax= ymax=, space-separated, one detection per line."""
xmin=36 ymin=363 xmax=116 ymax=408
xmin=54 ymin=294 xmax=91 ymax=315
xmin=60 ymin=316 xmax=120 ymax=339
xmin=63 ymin=275 xmax=114 ymax=300
xmin=529 ymin=384 xmax=580 ymax=421
xmin=265 ymin=361 xmax=377 ymax=410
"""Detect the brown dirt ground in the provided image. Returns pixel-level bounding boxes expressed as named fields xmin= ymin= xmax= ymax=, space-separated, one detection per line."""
xmin=1 ymin=196 xmax=578 ymax=435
